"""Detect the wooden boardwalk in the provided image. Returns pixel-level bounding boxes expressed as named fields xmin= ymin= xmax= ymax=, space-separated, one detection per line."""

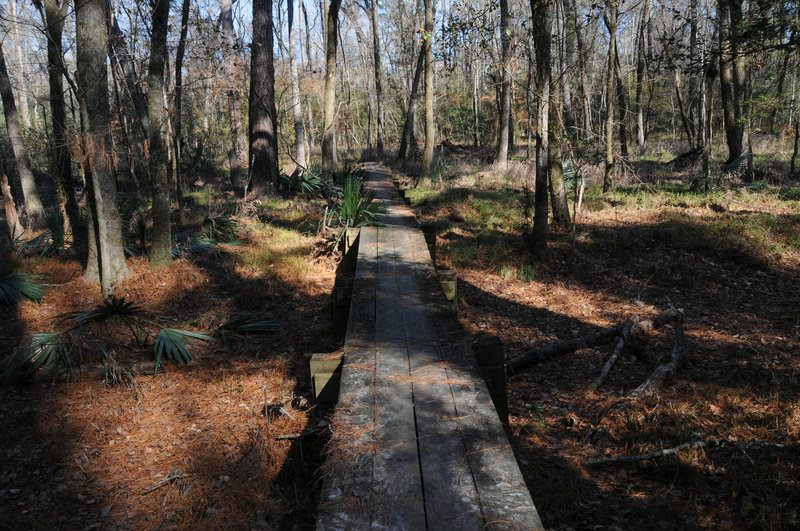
xmin=317 ymin=166 xmax=543 ymax=530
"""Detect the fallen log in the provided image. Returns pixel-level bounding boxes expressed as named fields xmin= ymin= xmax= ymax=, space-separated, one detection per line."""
xmin=507 ymin=326 xmax=622 ymax=372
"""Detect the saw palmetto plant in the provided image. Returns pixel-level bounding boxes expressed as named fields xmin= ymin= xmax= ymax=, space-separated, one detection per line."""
xmin=0 ymin=273 xmax=44 ymax=307
xmin=0 ymin=293 xmax=280 ymax=382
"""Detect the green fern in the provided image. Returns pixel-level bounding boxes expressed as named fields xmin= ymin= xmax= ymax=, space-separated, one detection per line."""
xmin=0 ymin=273 xmax=44 ymax=306
xmin=153 ymin=328 xmax=212 ymax=374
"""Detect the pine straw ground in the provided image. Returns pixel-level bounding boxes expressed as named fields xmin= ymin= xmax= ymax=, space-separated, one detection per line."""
xmin=2 ymin=164 xmax=799 ymax=530
xmin=409 ymin=168 xmax=800 ymax=530
xmin=0 ymin=212 xmax=338 ymax=529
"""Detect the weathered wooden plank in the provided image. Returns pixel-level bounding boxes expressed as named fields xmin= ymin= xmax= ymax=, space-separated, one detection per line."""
xmin=371 ymin=226 xmax=426 ymax=528
xmin=396 ymin=225 xmax=544 ymax=530
xmin=393 ymin=226 xmax=485 ymax=528
xmin=317 ymin=227 xmax=378 ymax=531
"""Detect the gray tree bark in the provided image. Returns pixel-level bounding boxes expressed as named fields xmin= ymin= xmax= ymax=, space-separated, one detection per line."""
xmin=495 ymin=0 xmax=511 ymax=169
xmin=9 ymin=0 xmax=30 ymax=129
xmin=248 ymin=0 xmax=280 ymax=197
xmin=173 ymin=0 xmax=191 ymax=217
xmin=635 ymin=0 xmax=650 ymax=146
xmin=288 ymin=0 xmax=307 ymax=168
xmin=222 ymin=0 xmax=248 ymax=190
xmin=365 ymin=0 xmax=385 ymax=156
xmin=0 ymin=43 xmax=44 ymax=226
xmin=39 ymin=0 xmax=82 ymax=245
xmin=421 ymin=0 xmax=436 ymax=183
xmin=530 ymin=0 xmax=552 ymax=258
xmin=322 ymin=0 xmax=343 ymax=174
xmin=148 ymin=0 xmax=172 ymax=270
xmin=398 ymin=46 xmax=425 ymax=163
xmin=602 ymin=0 xmax=618 ymax=192
xmin=76 ymin=0 xmax=130 ymax=295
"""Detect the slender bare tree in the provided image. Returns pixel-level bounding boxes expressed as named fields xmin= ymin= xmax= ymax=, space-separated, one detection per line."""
xmin=0 ymin=43 xmax=44 ymax=226
xmin=322 ymin=0 xmax=343 ymax=173
xmin=420 ymin=0 xmax=435 ymax=182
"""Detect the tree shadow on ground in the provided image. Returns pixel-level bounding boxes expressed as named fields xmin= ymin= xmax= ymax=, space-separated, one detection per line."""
xmin=0 ymin=224 xmax=337 ymax=527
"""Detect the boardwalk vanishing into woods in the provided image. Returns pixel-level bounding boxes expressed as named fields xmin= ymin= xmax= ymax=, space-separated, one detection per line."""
xmin=316 ymin=166 xmax=543 ymax=530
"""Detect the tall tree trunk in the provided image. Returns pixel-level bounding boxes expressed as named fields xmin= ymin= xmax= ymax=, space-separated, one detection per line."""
xmin=322 ymin=0 xmax=343 ymax=174
xmin=530 ymin=0 xmax=552 ymax=258
xmin=474 ymin=61 xmax=481 ymax=148
xmin=248 ymin=0 xmax=279 ymax=197
xmin=397 ymin=46 xmax=425 ymax=162
xmin=75 ymin=0 xmax=130 ymax=295
xmin=635 ymin=0 xmax=650 ymax=146
xmin=568 ymin=0 xmax=592 ymax=140
xmin=421 ymin=0 xmax=436 ymax=182
xmin=9 ymin=0 xmax=30 ymax=129
xmin=674 ymin=67 xmax=695 ymax=148
xmin=556 ymin=0 xmax=576 ymax=140
xmin=768 ymin=46 xmax=791 ymax=131
xmin=687 ymin=0 xmax=699 ymax=140
xmin=173 ymin=0 xmax=190 ymax=218
xmin=550 ymin=79 xmax=570 ymax=226
xmin=288 ymin=0 xmax=307 ymax=168
xmin=148 ymin=0 xmax=172 ymax=270
xmin=222 ymin=0 xmax=248 ymax=190
xmin=615 ymin=44 xmax=629 ymax=159
xmin=495 ymin=0 xmax=511 ymax=168
xmin=0 ymin=43 xmax=44 ymax=226
xmin=302 ymin=1 xmax=316 ymax=153
xmin=792 ymin=113 xmax=799 ymax=175
xmin=718 ymin=0 xmax=743 ymax=164
xmin=40 ymin=0 xmax=81 ymax=244
xmin=108 ymin=11 xmax=151 ymax=191
xmin=602 ymin=0 xmax=618 ymax=192
xmin=367 ymin=0 xmax=385 ymax=156
xmin=1 ymin=174 xmax=23 ymax=240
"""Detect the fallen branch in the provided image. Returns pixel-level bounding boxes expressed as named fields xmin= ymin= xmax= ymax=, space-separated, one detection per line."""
xmin=590 ymin=316 xmax=638 ymax=390
xmin=142 ymin=469 xmax=189 ymax=495
xmin=631 ymin=309 xmax=685 ymax=396
xmin=585 ymin=438 xmax=797 ymax=466
xmin=507 ymin=326 xmax=622 ymax=372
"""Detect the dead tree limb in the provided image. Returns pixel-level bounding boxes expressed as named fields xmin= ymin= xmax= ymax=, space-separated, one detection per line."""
xmin=631 ymin=309 xmax=685 ymax=396
xmin=591 ymin=316 xmax=638 ymax=390
xmin=507 ymin=326 xmax=622 ymax=372
xmin=585 ymin=438 xmax=796 ymax=466
xmin=506 ymin=309 xmax=685 ymax=376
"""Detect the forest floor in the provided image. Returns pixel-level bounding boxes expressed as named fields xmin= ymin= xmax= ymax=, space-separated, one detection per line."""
xmin=403 ymin=148 xmax=800 ymax=530
xmin=0 ymin=192 xmax=339 ymax=529
xmin=2 ymin=145 xmax=799 ymax=529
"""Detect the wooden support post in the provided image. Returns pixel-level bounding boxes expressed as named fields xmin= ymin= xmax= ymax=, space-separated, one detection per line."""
xmin=437 ymin=269 xmax=457 ymax=312
xmin=473 ymin=336 xmax=508 ymax=425
xmin=344 ymin=227 xmax=360 ymax=256
xmin=310 ymin=352 xmax=343 ymax=403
